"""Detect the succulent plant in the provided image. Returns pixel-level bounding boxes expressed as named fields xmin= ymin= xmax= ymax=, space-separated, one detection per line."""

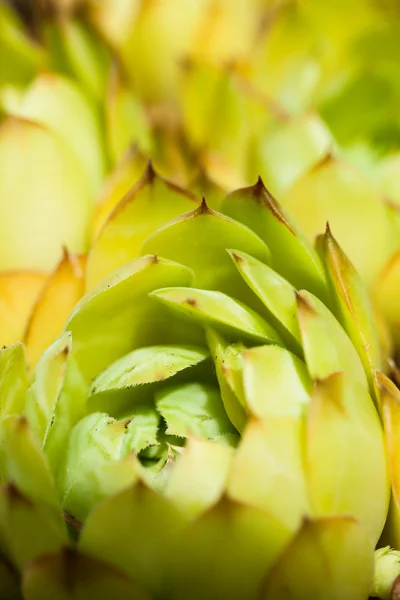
xmin=0 ymin=169 xmax=392 ymax=599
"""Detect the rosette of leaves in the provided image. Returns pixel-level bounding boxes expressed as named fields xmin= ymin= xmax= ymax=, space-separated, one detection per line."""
xmin=0 ymin=170 xmax=392 ymax=600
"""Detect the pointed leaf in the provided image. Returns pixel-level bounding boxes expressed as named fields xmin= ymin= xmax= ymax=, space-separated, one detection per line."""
xmin=86 ymin=163 xmax=197 ymax=288
xmin=166 ymin=497 xmax=291 ymax=600
xmin=220 ymin=178 xmax=328 ymax=301
xmin=79 ymin=483 xmax=187 ymax=597
xmin=229 ymin=249 xmax=302 ymax=354
xmin=296 ymin=290 xmax=368 ymax=389
xmin=0 ymin=343 xmax=28 ymax=421
xmin=22 ymin=548 xmax=150 ymax=600
xmin=155 ymin=382 xmax=236 ymax=439
xmin=165 ymin=436 xmax=234 ymax=519
xmin=228 ymin=418 xmax=310 ymax=530
xmin=65 ymin=255 xmax=197 ymax=381
xmin=89 ymin=345 xmax=208 ymax=416
xmin=260 ymin=517 xmax=374 ymax=600
xmin=0 ymin=484 xmax=67 ymax=571
xmin=150 ymin=287 xmax=282 ymax=345
xmin=242 ymin=345 xmax=311 ymax=419
xmin=306 ymin=373 xmax=388 ymax=545
xmin=141 ymin=201 xmax=271 ymax=311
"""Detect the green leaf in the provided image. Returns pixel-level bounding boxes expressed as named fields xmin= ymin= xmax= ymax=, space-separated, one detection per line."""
xmin=155 ymin=382 xmax=236 ymax=439
xmin=0 ymin=343 xmax=28 ymax=422
xmin=0 ymin=484 xmax=67 ymax=572
xmin=220 ymin=177 xmax=328 ymax=302
xmin=65 ymin=255 xmax=197 ymax=381
xmin=79 ymin=483 xmax=187 ymax=597
xmin=260 ymin=517 xmax=374 ymax=600
xmin=242 ymin=345 xmax=311 ymax=418
xmin=150 ymin=287 xmax=282 ymax=346
xmin=141 ymin=200 xmax=271 ymax=311
xmin=89 ymin=345 xmax=208 ymax=416
xmin=229 ymin=249 xmax=302 ymax=354
xmin=22 ymin=548 xmax=150 ymax=600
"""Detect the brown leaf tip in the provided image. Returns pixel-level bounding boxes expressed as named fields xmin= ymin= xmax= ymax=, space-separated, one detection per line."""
xmin=185 ymin=298 xmax=197 ymax=307
xmin=230 ymin=251 xmax=244 ymax=264
xmin=144 ymin=158 xmax=156 ymax=183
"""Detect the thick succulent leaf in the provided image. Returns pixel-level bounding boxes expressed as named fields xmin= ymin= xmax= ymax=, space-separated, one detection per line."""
xmin=189 ymin=169 xmax=225 ymax=211
xmin=206 ymin=329 xmax=247 ymax=432
xmin=0 ymin=271 xmax=47 ymax=347
xmin=86 ymin=163 xmax=197 ymax=288
xmin=89 ymin=345 xmax=208 ymax=416
xmin=282 ymin=155 xmax=395 ymax=287
xmin=242 ymin=345 xmax=311 ymax=418
xmin=0 ymin=343 xmax=28 ymax=422
xmin=65 ymin=255 xmax=197 ymax=381
xmin=166 ymin=497 xmax=291 ymax=600
xmin=141 ymin=201 xmax=271 ymax=311
xmin=22 ymin=548 xmax=150 ymax=600
xmin=150 ymin=287 xmax=282 ymax=345
xmin=24 ymin=251 xmax=85 ymax=368
xmin=79 ymin=483 xmax=187 ymax=597
xmin=25 ymin=332 xmax=88 ymax=482
xmin=228 ymin=249 xmax=302 ymax=354
xmin=0 ymin=553 xmax=20 ymax=600
xmin=165 ymin=436 xmax=234 ymax=519
xmin=0 ymin=484 xmax=67 ymax=572
xmin=60 ymin=413 xmax=141 ymax=521
xmin=220 ymin=177 xmax=328 ymax=301
xmin=375 ymin=250 xmax=400 ymax=351
xmin=377 ymin=372 xmax=400 ymax=549
xmin=296 ymin=290 xmax=368 ymax=389
xmin=305 ymin=373 xmax=389 ymax=546
xmin=260 ymin=517 xmax=374 ymax=600
xmin=318 ymin=227 xmax=383 ymax=397
xmin=0 ymin=117 xmax=92 ymax=271
xmin=92 ymin=146 xmax=147 ymax=239
xmin=228 ymin=417 xmax=310 ymax=530
xmin=155 ymin=382 xmax=236 ymax=439
xmin=8 ymin=72 xmax=105 ymax=196
xmin=121 ymin=406 xmax=159 ymax=455
xmin=0 ymin=416 xmax=59 ymax=510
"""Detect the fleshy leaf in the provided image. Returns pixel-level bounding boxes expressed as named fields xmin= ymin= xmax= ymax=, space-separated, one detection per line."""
xmin=305 ymin=373 xmax=388 ymax=546
xmin=375 ymin=250 xmax=400 ymax=352
xmin=166 ymin=497 xmax=291 ymax=600
xmin=22 ymin=547 xmax=150 ymax=600
xmin=89 ymin=345 xmax=208 ymax=416
xmin=60 ymin=413 xmax=141 ymax=521
xmin=372 ymin=546 xmax=400 ymax=600
xmin=155 ymin=382 xmax=236 ymax=439
xmin=0 ymin=416 xmax=59 ymax=510
xmin=228 ymin=417 xmax=310 ymax=531
xmin=65 ymin=255 xmax=197 ymax=381
xmin=150 ymin=287 xmax=282 ymax=345
xmin=242 ymin=345 xmax=311 ymax=418
xmin=86 ymin=163 xmax=197 ymax=288
xmin=79 ymin=483 xmax=187 ymax=597
xmin=220 ymin=177 xmax=328 ymax=301
xmin=296 ymin=290 xmax=368 ymax=389
xmin=141 ymin=201 xmax=271 ymax=311
xmin=260 ymin=517 xmax=374 ymax=600
xmin=317 ymin=226 xmax=383 ymax=397
xmin=0 ymin=484 xmax=67 ymax=572
xmin=376 ymin=372 xmax=400 ymax=549
xmin=0 ymin=343 xmax=28 ymax=422
xmin=206 ymin=328 xmax=247 ymax=432
xmin=229 ymin=249 xmax=302 ymax=354
xmin=165 ymin=435 xmax=234 ymax=519
xmin=0 ymin=271 xmax=47 ymax=348
xmin=24 ymin=251 xmax=85 ymax=368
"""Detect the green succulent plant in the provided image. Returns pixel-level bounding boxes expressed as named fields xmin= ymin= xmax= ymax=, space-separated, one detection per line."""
xmin=0 ymin=170 xmax=392 ymax=599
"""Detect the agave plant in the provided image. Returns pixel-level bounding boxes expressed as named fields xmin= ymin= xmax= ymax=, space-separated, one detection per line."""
xmin=0 ymin=170 xmax=393 ymax=599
